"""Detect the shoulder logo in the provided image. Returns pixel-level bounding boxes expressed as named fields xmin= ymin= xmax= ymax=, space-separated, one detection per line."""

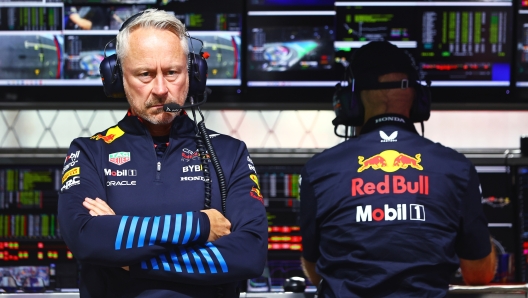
xmin=380 ymin=131 xmax=398 ymax=142
xmin=250 ymin=186 xmax=264 ymax=204
xmin=209 ymin=134 xmax=220 ymax=139
xmin=91 ymin=126 xmax=125 ymax=144
xmin=250 ymin=174 xmax=260 ymax=189
xmin=109 ymin=152 xmax=131 ymax=166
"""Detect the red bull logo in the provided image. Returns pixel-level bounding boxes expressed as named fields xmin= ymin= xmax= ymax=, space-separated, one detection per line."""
xmin=351 ymin=175 xmax=429 ymax=197
xmin=90 ymin=126 xmax=125 ymax=144
xmin=358 ymin=150 xmax=423 ymax=173
xmin=250 ymin=174 xmax=260 ymax=189
xmin=250 ymin=186 xmax=264 ymax=204
xmin=181 ymin=148 xmax=200 ymax=162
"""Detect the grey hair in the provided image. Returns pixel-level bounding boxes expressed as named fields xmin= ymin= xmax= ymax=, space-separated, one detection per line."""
xmin=116 ymin=8 xmax=189 ymax=63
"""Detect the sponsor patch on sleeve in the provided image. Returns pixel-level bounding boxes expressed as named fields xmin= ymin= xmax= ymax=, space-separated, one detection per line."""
xmin=250 ymin=174 xmax=260 ymax=189
xmin=62 ymin=167 xmax=80 ymax=184
xmin=61 ymin=176 xmax=80 ymax=192
xmin=250 ymin=186 xmax=264 ymax=205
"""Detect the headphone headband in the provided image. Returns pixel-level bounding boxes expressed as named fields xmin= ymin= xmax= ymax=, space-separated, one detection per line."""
xmin=99 ymin=11 xmax=208 ymax=99
xmin=332 ymin=42 xmax=431 ymax=129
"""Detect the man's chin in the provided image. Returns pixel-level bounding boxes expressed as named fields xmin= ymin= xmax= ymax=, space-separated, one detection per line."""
xmin=140 ymin=111 xmax=177 ymax=125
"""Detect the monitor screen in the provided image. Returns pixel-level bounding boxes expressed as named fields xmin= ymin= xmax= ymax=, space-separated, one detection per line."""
xmin=161 ymin=0 xmax=242 ymax=88
xmin=246 ymin=11 xmax=337 ymax=87
xmin=0 ymin=0 xmax=241 ymax=104
xmin=335 ymin=1 xmax=514 ymax=103
xmin=515 ymin=0 xmax=528 ymax=99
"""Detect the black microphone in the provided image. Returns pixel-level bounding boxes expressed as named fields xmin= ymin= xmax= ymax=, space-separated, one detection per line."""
xmin=162 ymin=88 xmax=211 ymax=112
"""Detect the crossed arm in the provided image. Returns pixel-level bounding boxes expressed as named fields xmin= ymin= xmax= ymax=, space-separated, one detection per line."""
xmin=83 ymin=197 xmax=232 ymax=243
xmin=82 ymin=197 xmax=232 ymax=271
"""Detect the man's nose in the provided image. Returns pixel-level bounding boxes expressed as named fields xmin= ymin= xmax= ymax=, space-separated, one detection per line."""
xmin=152 ymin=74 xmax=168 ymax=96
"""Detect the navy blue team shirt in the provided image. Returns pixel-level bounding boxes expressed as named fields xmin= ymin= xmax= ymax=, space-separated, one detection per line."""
xmin=58 ymin=111 xmax=268 ymax=297
xmin=300 ymin=114 xmax=491 ymax=298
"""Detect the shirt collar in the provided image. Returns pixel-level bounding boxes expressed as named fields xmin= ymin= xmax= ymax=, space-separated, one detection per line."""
xmin=360 ymin=114 xmax=418 ymax=135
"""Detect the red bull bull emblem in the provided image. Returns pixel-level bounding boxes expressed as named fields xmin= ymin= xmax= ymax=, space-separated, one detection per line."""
xmin=250 ymin=186 xmax=264 ymax=204
xmin=90 ymin=126 xmax=125 ymax=144
xmin=358 ymin=150 xmax=423 ymax=173
xmin=250 ymin=174 xmax=260 ymax=189
xmin=181 ymin=148 xmax=200 ymax=162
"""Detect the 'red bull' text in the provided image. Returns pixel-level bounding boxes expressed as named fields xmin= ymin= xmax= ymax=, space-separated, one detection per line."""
xmin=351 ymin=175 xmax=429 ymax=196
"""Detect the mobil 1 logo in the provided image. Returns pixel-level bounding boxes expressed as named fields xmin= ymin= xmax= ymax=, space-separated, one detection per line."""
xmin=356 ymin=203 xmax=425 ymax=222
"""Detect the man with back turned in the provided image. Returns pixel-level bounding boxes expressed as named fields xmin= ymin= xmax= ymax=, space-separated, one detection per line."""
xmin=299 ymin=41 xmax=496 ymax=297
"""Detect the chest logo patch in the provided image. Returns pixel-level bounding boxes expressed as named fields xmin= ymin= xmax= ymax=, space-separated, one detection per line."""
xmin=182 ymin=148 xmax=200 ymax=162
xmin=358 ymin=150 xmax=422 ymax=173
xmin=109 ymin=152 xmax=131 ymax=166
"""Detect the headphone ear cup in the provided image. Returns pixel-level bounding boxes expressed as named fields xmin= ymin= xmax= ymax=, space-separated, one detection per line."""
xmin=348 ymin=90 xmax=365 ymax=126
xmin=99 ymin=54 xmax=125 ymax=98
xmin=410 ymin=83 xmax=431 ymax=122
xmin=188 ymin=53 xmax=208 ymax=96
xmin=332 ymin=83 xmax=364 ymax=127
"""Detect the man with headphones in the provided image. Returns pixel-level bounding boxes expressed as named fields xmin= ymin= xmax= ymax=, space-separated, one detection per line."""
xmin=57 ymin=9 xmax=267 ymax=297
xmin=299 ymin=41 xmax=496 ymax=297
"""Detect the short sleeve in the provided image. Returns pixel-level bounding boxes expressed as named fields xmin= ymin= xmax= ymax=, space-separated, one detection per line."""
xmin=455 ymin=165 xmax=492 ymax=260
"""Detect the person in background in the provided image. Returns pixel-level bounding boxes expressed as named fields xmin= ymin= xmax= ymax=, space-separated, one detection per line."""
xmin=67 ymin=6 xmax=110 ymax=30
xmin=299 ymin=41 xmax=496 ymax=297
xmin=58 ymin=9 xmax=267 ymax=297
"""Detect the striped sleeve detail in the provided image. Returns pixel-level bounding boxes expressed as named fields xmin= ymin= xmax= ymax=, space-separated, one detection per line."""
xmin=189 ymin=247 xmax=205 ymax=273
xmin=161 ymin=215 xmax=171 ymax=243
xmin=114 ymin=212 xmax=203 ymax=250
xmin=206 ymin=242 xmax=228 ymax=273
xmin=114 ymin=216 xmax=129 ymax=250
xmin=192 ymin=220 xmax=200 ymax=242
xmin=180 ymin=247 xmax=194 ymax=273
xmin=172 ymin=214 xmax=182 ymax=244
xmin=138 ymin=217 xmax=150 ymax=248
xmin=126 ymin=216 xmax=140 ymax=249
xmin=170 ymin=250 xmax=183 ymax=272
xmin=182 ymin=211 xmax=193 ymax=244
xmin=149 ymin=216 xmax=161 ymax=246
xmin=139 ymin=243 xmax=228 ymax=274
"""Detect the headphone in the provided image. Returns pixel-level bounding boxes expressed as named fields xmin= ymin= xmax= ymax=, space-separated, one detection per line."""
xmin=332 ymin=46 xmax=432 ymax=128
xmin=99 ymin=11 xmax=208 ymax=100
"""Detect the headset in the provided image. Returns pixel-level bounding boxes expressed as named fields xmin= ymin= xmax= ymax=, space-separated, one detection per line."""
xmin=99 ymin=11 xmax=208 ymax=103
xmin=99 ymin=10 xmax=227 ymax=216
xmin=332 ymin=42 xmax=432 ymax=138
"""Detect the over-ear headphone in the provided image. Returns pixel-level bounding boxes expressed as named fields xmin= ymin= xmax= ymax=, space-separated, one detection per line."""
xmin=99 ymin=11 xmax=208 ymax=99
xmin=332 ymin=42 xmax=431 ymax=128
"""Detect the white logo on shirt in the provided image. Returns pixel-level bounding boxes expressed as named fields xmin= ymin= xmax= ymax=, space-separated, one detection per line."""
xmin=380 ymin=131 xmax=398 ymax=142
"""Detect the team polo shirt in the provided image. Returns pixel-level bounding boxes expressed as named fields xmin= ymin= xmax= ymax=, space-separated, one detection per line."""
xmin=300 ymin=114 xmax=491 ymax=298
xmin=58 ymin=112 xmax=268 ymax=297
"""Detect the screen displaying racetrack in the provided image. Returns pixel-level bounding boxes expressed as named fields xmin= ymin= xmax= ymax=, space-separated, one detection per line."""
xmin=0 ymin=1 xmax=241 ymax=87
xmin=246 ymin=11 xmax=337 ymax=87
